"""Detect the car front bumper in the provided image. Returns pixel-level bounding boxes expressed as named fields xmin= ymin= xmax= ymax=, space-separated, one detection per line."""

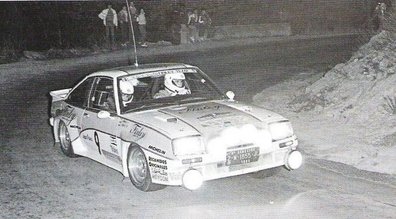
xmin=150 ymin=136 xmax=300 ymax=187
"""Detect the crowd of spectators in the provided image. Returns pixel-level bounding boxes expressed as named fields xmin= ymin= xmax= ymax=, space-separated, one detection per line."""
xmin=98 ymin=2 xmax=212 ymax=49
xmin=186 ymin=8 xmax=212 ymax=43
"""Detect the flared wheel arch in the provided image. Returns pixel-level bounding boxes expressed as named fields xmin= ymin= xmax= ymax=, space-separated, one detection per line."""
xmin=126 ymin=143 xmax=166 ymax=192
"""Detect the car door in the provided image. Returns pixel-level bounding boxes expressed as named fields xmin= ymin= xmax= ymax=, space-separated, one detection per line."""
xmin=64 ymin=77 xmax=95 ymax=152
xmin=80 ymin=76 xmax=122 ymax=170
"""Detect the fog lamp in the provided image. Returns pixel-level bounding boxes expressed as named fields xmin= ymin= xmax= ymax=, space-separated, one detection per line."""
xmin=286 ymin=151 xmax=302 ymax=170
xmin=182 ymin=169 xmax=203 ymax=190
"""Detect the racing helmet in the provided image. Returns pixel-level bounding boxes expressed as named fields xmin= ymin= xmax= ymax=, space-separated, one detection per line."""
xmin=164 ymin=73 xmax=190 ymax=95
xmin=120 ymin=80 xmax=135 ymax=103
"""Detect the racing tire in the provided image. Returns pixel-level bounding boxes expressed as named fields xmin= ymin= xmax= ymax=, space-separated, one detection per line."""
xmin=250 ymin=166 xmax=282 ymax=179
xmin=127 ymin=146 xmax=165 ymax=192
xmin=58 ymin=121 xmax=77 ymax=158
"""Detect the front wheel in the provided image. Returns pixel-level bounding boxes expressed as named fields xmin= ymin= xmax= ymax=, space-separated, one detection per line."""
xmin=58 ymin=121 xmax=76 ymax=158
xmin=127 ymin=146 xmax=165 ymax=192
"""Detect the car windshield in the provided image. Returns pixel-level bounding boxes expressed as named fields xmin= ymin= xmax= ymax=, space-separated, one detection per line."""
xmin=118 ymin=68 xmax=225 ymax=114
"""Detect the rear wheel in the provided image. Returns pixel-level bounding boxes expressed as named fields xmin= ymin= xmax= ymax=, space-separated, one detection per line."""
xmin=127 ymin=146 xmax=165 ymax=192
xmin=250 ymin=167 xmax=282 ymax=179
xmin=58 ymin=121 xmax=76 ymax=157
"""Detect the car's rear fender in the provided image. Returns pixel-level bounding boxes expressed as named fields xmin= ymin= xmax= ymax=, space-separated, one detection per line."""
xmin=52 ymin=117 xmax=61 ymax=143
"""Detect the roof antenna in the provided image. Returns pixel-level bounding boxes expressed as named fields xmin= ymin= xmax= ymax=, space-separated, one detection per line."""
xmin=126 ymin=0 xmax=139 ymax=67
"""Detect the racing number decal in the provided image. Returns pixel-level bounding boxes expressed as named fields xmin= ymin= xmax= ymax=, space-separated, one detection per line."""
xmin=94 ymin=131 xmax=102 ymax=154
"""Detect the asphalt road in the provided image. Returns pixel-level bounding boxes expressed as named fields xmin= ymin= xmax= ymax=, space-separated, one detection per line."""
xmin=1 ymin=35 xmax=395 ymax=218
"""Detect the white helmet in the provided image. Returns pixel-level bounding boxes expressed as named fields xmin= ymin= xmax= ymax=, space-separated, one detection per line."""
xmin=120 ymin=80 xmax=134 ymax=94
xmin=120 ymin=80 xmax=135 ymax=104
xmin=164 ymin=73 xmax=190 ymax=95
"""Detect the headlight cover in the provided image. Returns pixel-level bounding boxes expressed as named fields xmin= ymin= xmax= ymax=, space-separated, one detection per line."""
xmin=269 ymin=120 xmax=294 ymax=141
xmin=172 ymin=135 xmax=205 ymax=156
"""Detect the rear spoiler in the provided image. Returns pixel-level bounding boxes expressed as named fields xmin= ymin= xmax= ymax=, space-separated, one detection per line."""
xmin=49 ymin=88 xmax=71 ymax=102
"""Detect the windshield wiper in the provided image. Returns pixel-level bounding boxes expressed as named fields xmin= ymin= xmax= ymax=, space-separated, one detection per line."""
xmin=177 ymin=96 xmax=210 ymax=103
xmin=124 ymin=102 xmax=170 ymax=113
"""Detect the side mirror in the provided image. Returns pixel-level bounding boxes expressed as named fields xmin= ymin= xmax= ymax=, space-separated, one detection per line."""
xmin=226 ymin=91 xmax=235 ymax=101
xmin=97 ymin=110 xmax=111 ymax=119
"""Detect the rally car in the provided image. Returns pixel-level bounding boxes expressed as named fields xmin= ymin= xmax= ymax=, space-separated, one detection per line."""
xmin=49 ymin=63 xmax=302 ymax=191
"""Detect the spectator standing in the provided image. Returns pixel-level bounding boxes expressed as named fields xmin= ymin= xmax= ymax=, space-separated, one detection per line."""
xmin=187 ymin=9 xmax=199 ymax=43
xmin=98 ymin=4 xmax=118 ymax=49
xmin=118 ymin=6 xmax=129 ymax=46
xmin=180 ymin=10 xmax=192 ymax=44
xmin=129 ymin=2 xmax=138 ymax=41
xmin=137 ymin=9 xmax=147 ymax=47
xmin=198 ymin=9 xmax=212 ymax=41
xmin=374 ymin=2 xmax=387 ymax=31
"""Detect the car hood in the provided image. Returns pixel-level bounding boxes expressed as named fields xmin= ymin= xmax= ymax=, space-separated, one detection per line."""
xmin=122 ymin=100 xmax=286 ymax=140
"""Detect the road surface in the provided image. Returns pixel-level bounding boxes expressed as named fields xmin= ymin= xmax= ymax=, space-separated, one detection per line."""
xmin=1 ymin=35 xmax=395 ymax=218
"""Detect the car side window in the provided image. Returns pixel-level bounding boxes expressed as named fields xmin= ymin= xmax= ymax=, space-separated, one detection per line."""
xmin=66 ymin=77 xmax=94 ymax=108
xmin=91 ymin=77 xmax=116 ymax=113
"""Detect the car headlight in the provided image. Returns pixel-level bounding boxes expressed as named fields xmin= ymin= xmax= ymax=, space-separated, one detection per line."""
xmin=255 ymin=129 xmax=272 ymax=147
xmin=172 ymin=135 xmax=205 ymax=156
xmin=269 ymin=120 xmax=294 ymax=141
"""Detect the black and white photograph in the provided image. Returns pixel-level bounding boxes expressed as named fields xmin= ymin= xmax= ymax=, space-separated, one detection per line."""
xmin=1 ymin=0 xmax=395 ymax=218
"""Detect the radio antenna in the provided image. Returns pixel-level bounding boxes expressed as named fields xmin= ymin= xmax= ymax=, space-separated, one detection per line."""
xmin=125 ymin=0 xmax=139 ymax=67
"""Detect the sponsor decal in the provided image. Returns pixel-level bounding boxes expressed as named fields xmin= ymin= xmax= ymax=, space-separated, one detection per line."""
xmin=126 ymin=69 xmax=197 ymax=79
xmin=82 ymin=134 xmax=93 ymax=142
xmin=109 ymin=135 xmax=118 ymax=154
xmin=151 ymin=173 xmax=168 ymax=182
xmin=118 ymin=119 xmax=128 ymax=127
xmin=201 ymin=115 xmax=252 ymax=128
xmin=168 ymin=173 xmax=182 ymax=181
xmin=110 ymin=143 xmax=118 ymax=154
xmin=148 ymin=156 xmax=167 ymax=170
xmin=197 ymin=112 xmax=231 ymax=121
xmin=130 ymin=124 xmax=146 ymax=141
xmin=184 ymin=104 xmax=221 ymax=113
xmin=94 ymin=131 xmax=101 ymax=154
xmin=148 ymin=156 xmax=169 ymax=182
xmin=149 ymin=156 xmax=167 ymax=165
xmin=151 ymin=167 xmax=168 ymax=176
xmin=148 ymin=145 xmax=166 ymax=155
xmin=110 ymin=135 xmax=117 ymax=141
xmin=148 ymin=162 xmax=168 ymax=170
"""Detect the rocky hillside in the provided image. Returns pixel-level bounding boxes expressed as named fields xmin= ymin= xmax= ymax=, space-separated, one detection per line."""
xmin=288 ymin=30 xmax=396 ymax=148
xmin=252 ymin=14 xmax=396 ymax=174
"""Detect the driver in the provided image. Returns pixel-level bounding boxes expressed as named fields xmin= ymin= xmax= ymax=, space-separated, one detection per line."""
xmin=154 ymin=73 xmax=191 ymax=98
xmin=120 ymin=80 xmax=135 ymax=106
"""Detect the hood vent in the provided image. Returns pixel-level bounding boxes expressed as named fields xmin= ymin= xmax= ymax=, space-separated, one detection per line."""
xmin=154 ymin=115 xmax=178 ymax=123
xmin=167 ymin=118 xmax=178 ymax=123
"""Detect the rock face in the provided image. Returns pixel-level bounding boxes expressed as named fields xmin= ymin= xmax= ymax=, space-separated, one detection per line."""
xmin=292 ymin=31 xmax=396 ymax=124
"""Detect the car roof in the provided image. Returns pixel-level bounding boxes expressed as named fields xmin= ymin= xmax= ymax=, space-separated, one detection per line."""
xmin=88 ymin=63 xmax=196 ymax=78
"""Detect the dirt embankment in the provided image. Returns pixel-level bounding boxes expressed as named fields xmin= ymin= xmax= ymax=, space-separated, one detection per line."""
xmin=254 ymin=30 xmax=396 ymax=174
xmin=294 ymin=31 xmax=396 ymax=138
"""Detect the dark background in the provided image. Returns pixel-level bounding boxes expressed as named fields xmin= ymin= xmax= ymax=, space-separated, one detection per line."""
xmin=0 ymin=0 xmax=390 ymax=51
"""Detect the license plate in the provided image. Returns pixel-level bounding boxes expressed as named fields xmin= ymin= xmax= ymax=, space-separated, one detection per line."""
xmin=226 ymin=147 xmax=260 ymax=166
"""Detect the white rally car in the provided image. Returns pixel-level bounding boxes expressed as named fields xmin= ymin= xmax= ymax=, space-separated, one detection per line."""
xmin=49 ymin=63 xmax=302 ymax=191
